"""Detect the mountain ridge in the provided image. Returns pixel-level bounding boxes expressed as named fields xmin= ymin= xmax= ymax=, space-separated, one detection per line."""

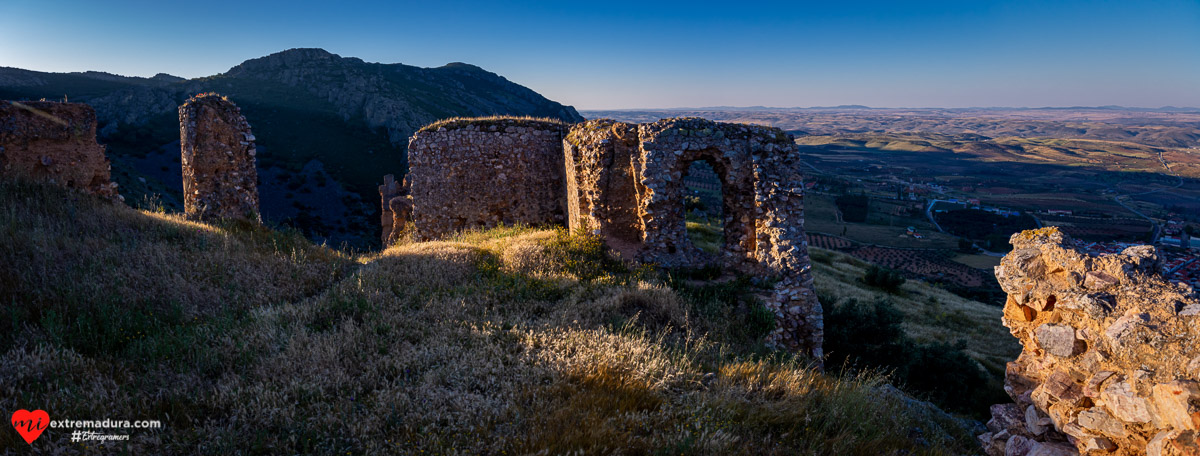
xmin=0 ymin=48 xmax=583 ymax=248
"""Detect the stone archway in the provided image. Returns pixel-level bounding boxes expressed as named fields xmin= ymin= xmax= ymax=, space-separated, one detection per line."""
xmin=564 ymin=117 xmax=822 ymax=358
xmin=680 ymin=157 xmax=728 ymax=257
xmin=643 ymin=146 xmax=758 ymax=271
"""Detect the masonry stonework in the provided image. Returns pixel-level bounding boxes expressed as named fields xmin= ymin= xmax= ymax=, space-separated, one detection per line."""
xmin=405 ymin=118 xmax=568 ymax=240
xmin=392 ymin=116 xmax=822 ymax=358
xmin=379 ymin=173 xmax=412 ymax=246
xmin=0 ymin=100 xmax=120 ymax=200
xmin=981 ymin=227 xmax=1200 ymax=456
xmin=563 ymin=118 xmax=821 ymax=357
xmin=179 ymin=93 xmax=260 ymax=222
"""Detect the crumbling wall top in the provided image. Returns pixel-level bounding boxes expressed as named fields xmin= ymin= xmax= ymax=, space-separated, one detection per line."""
xmin=1 ymin=101 xmax=99 ymax=140
xmin=0 ymin=100 xmax=121 ymax=200
xmin=636 ymin=116 xmax=795 ymax=145
xmin=417 ymin=116 xmax=567 ymax=134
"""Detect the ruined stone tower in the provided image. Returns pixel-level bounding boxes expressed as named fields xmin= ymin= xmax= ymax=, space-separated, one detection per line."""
xmin=405 ymin=118 xmax=568 ymax=240
xmin=0 ymin=100 xmax=120 ymax=200
xmin=563 ymin=118 xmax=821 ymax=357
xmin=178 ymin=93 xmax=259 ymax=222
xmin=981 ymin=227 xmax=1200 ymax=455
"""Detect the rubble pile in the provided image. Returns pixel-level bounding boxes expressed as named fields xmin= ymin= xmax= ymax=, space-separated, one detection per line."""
xmin=982 ymin=227 xmax=1200 ymax=456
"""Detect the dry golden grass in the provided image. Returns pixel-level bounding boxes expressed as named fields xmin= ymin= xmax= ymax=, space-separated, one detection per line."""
xmin=1 ymin=180 xmax=982 ymax=454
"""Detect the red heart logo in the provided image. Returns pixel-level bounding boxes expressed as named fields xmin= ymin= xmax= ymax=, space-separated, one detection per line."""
xmin=11 ymin=409 xmax=49 ymax=445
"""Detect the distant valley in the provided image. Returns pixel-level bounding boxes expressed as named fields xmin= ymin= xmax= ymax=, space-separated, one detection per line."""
xmin=583 ymin=106 xmax=1200 ymax=148
xmin=590 ymin=107 xmax=1200 ymax=302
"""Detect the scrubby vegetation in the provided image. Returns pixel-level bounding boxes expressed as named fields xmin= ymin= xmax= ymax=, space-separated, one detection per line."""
xmin=417 ymin=115 xmax=566 ymax=133
xmin=1 ymin=180 xmax=989 ymax=454
xmin=824 ymin=298 xmax=1007 ymax=417
xmin=809 ymin=244 xmax=1021 ymax=412
xmin=0 ymin=179 xmax=355 ymax=355
xmin=835 ymin=194 xmax=870 ymax=223
xmin=935 ymin=209 xmax=1038 ymax=252
xmin=862 ymin=265 xmax=907 ymax=293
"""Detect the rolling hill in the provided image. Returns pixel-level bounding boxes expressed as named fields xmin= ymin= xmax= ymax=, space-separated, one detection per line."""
xmin=0 ymin=178 xmax=990 ymax=454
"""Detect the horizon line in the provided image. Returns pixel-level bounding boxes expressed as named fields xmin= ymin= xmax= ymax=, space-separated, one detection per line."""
xmin=579 ymin=105 xmax=1200 ymax=112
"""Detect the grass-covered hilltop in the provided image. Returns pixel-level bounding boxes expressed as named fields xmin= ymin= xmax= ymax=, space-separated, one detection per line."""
xmin=0 ymin=178 xmax=1016 ymax=454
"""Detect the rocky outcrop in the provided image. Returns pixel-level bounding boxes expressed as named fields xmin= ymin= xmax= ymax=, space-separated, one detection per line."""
xmin=564 ymin=118 xmax=821 ymax=358
xmin=982 ymin=227 xmax=1200 ymax=456
xmin=406 ymin=117 xmax=569 ymax=240
xmin=0 ymin=100 xmax=120 ymax=200
xmin=179 ymin=93 xmax=259 ymax=222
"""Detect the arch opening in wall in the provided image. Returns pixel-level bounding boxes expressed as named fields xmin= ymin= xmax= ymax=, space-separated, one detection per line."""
xmin=683 ymin=158 xmax=725 ymax=257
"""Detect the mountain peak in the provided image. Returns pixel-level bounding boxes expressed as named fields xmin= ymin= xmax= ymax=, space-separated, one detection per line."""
xmin=225 ymin=48 xmax=340 ymax=75
xmin=269 ymin=48 xmax=338 ymax=61
xmin=439 ymin=62 xmax=485 ymax=72
xmin=151 ymin=73 xmax=184 ymax=83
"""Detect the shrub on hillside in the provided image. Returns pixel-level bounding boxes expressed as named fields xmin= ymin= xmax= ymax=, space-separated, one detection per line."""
xmin=834 ymin=194 xmax=870 ymax=223
xmin=863 ymin=265 xmax=906 ymax=293
xmin=823 ymin=298 xmax=1004 ymax=417
xmin=935 ymin=209 xmax=1038 ymax=251
xmin=956 ymin=238 xmax=977 ymax=253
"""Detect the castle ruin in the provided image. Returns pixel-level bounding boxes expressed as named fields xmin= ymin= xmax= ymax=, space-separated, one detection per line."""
xmin=179 ymin=93 xmax=260 ymax=222
xmin=981 ymin=227 xmax=1200 ymax=456
xmin=0 ymin=101 xmax=120 ymax=200
xmin=405 ymin=118 xmax=568 ymax=241
xmin=564 ymin=118 xmax=820 ymax=355
xmin=391 ymin=116 xmax=821 ymax=357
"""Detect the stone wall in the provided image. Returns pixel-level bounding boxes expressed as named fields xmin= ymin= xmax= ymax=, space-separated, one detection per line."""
xmin=406 ymin=118 xmax=567 ymax=240
xmin=179 ymin=93 xmax=260 ymax=222
xmin=981 ymin=227 xmax=1200 ymax=456
xmin=564 ymin=118 xmax=821 ymax=358
xmin=0 ymin=100 xmax=120 ymax=200
xmin=563 ymin=119 xmax=644 ymax=254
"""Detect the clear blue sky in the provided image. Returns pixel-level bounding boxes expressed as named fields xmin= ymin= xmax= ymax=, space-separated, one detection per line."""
xmin=1 ymin=0 xmax=1197 ymax=109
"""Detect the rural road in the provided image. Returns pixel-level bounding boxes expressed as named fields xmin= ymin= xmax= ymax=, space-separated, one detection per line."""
xmin=1106 ymin=149 xmax=1184 ymax=244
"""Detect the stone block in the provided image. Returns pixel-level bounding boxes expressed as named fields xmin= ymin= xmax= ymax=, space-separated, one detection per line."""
xmin=1102 ymin=380 xmax=1153 ymax=423
xmin=1035 ymin=324 xmax=1083 ymax=358
xmin=1154 ymin=381 xmax=1200 ymax=431
xmin=1077 ymin=407 xmax=1128 ymax=437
